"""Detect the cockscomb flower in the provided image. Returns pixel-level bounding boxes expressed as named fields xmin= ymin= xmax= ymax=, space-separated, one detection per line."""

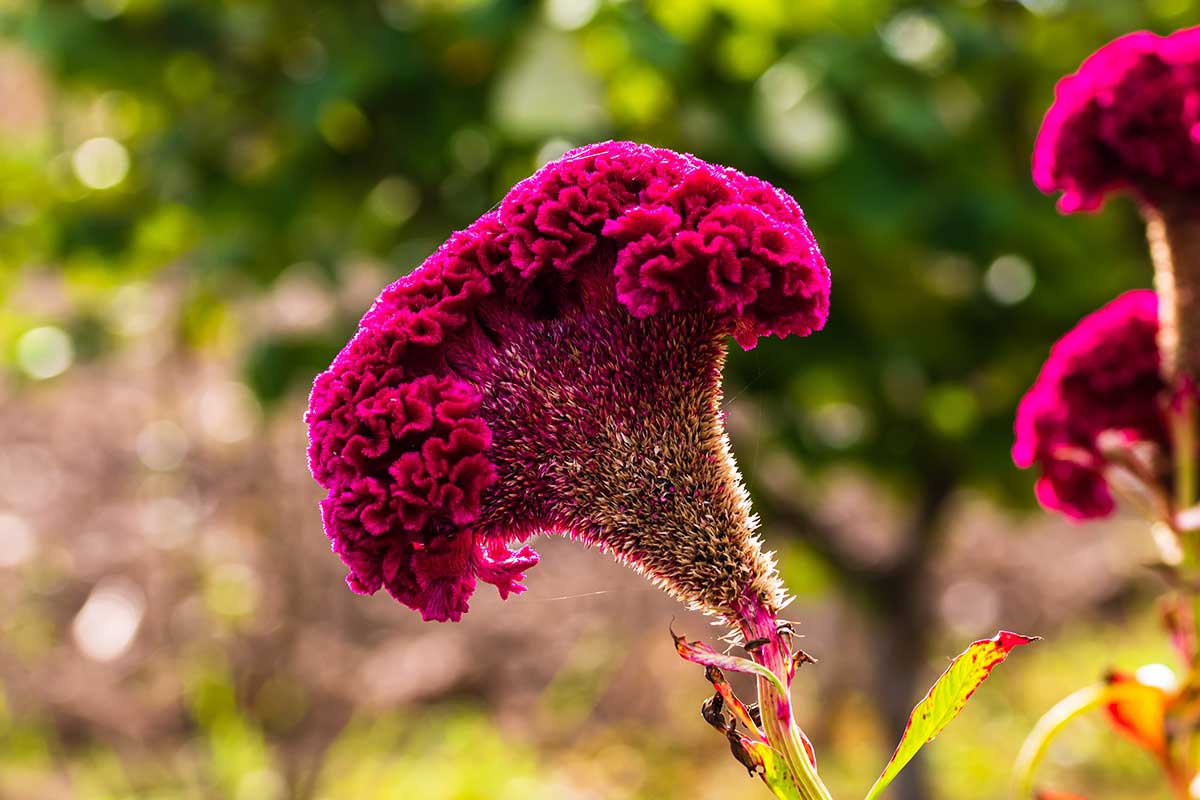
xmin=1014 ymin=33 xmax=1200 ymax=800
xmin=306 ymin=141 xmax=829 ymax=624
xmin=1033 ymin=26 xmax=1200 ymax=215
xmin=1013 ymin=290 xmax=1167 ymax=521
xmin=1033 ymin=27 xmax=1200 ymax=387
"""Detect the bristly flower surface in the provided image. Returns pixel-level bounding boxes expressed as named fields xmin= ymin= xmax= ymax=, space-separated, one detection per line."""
xmin=1013 ymin=290 xmax=1167 ymax=520
xmin=306 ymin=142 xmax=830 ymax=622
xmin=1033 ymin=26 xmax=1200 ymax=213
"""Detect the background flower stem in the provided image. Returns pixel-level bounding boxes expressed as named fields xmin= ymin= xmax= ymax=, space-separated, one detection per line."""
xmin=1147 ymin=205 xmax=1200 ymax=386
xmin=1147 ymin=201 xmax=1200 ymax=786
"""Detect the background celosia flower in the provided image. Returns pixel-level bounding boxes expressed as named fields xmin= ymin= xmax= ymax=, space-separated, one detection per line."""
xmin=306 ymin=141 xmax=830 ymax=622
xmin=1013 ymin=290 xmax=1166 ymax=520
xmin=1032 ymin=26 xmax=1200 ymax=214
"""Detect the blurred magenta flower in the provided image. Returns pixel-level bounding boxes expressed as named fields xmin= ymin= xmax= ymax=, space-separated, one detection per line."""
xmin=1013 ymin=290 xmax=1167 ymax=520
xmin=306 ymin=141 xmax=829 ymax=623
xmin=1033 ymin=26 xmax=1200 ymax=214
xmin=1008 ymin=30 xmax=1200 ymax=800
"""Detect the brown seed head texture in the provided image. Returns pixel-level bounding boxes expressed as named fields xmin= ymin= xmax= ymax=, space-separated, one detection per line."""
xmin=457 ymin=272 xmax=787 ymax=620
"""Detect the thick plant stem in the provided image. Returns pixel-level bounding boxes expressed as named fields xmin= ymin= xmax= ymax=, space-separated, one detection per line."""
xmin=1147 ymin=204 xmax=1200 ymax=653
xmin=1146 ymin=203 xmax=1200 ymax=387
xmin=1147 ymin=202 xmax=1200 ymax=784
xmin=738 ymin=598 xmax=835 ymax=800
xmin=1170 ymin=397 xmax=1200 ymax=668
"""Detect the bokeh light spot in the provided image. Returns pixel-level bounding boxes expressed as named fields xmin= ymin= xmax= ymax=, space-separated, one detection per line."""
xmin=196 ymin=381 xmax=262 ymax=444
xmin=881 ymin=10 xmax=953 ymax=72
xmin=367 ymin=177 xmax=420 ymax=226
xmin=984 ymin=255 xmax=1036 ymax=305
xmin=719 ymin=30 xmax=775 ymax=80
xmin=237 ymin=768 xmax=285 ymax=800
xmin=939 ymin=579 xmax=1000 ymax=637
xmin=450 ymin=127 xmax=494 ymax=173
xmin=16 ymin=326 xmax=74 ymax=380
xmin=318 ymin=101 xmax=371 ymax=151
xmin=926 ymin=255 xmax=977 ymax=300
xmin=544 ymin=0 xmax=599 ymax=31
xmin=378 ymin=0 xmax=418 ymax=30
xmin=270 ymin=263 xmax=335 ymax=332
xmin=0 ymin=512 xmax=35 ymax=567
xmin=82 ymin=0 xmax=128 ymax=20
xmin=164 ymin=53 xmax=214 ymax=101
xmin=926 ymin=385 xmax=979 ymax=437
xmin=810 ymin=402 xmax=868 ymax=449
xmin=1135 ymin=663 xmax=1178 ymax=692
xmin=755 ymin=61 xmax=846 ymax=172
xmin=1018 ymin=0 xmax=1067 ymax=15
xmin=139 ymin=496 xmax=198 ymax=549
xmin=282 ymin=36 xmax=327 ymax=83
xmin=205 ymin=563 xmax=260 ymax=619
xmin=108 ymin=282 xmax=168 ymax=337
xmin=136 ymin=420 xmax=190 ymax=472
xmin=491 ymin=29 xmax=608 ymax=137
xmin=535 ymin=137 xmax=575 ymax=167
xmin=72 ymin=577 xmax=146 ymax=662
xmin=71 ymin=137 xmax=130 ymax=190
xmin=608 ymin=65 xmax=672 ymax=124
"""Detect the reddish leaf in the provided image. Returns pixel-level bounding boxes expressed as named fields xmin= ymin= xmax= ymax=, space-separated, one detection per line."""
xmin=1034 ymin=790 xmax=1089 ymax=800
xmin=671 ymin=625 xmax=787 ymax=695
xmin=1102 ymin=670 xmax=1169 ymax=758
xmin=704 ymin=665 xmax=766 ymax=742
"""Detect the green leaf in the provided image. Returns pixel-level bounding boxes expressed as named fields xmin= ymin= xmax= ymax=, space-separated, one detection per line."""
xmin=864 ymin=631 xmax=1039 ymax=800
xmin=752 ymin=741 xmax=805 ymax=800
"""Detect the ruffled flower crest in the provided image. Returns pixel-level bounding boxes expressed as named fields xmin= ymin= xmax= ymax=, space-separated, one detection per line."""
xmin=1013 ymin=290 xmax=1169 ymax=520
xmin=1033 ymin=26 xmax=1200 ymax=213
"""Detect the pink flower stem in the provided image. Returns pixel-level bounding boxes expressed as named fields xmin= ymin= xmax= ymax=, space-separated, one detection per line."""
xmin=737 ymin=596 xmax=834 ymax=800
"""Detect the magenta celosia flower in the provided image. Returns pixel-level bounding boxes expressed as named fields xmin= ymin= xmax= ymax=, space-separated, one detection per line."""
xmin=1032 ymin=26 xmax=1200 ymax=213
xmin=306 ymin=141 xmax=830 ymax=622
xmin=1013 ymin=290 xmax=1167 ymax=520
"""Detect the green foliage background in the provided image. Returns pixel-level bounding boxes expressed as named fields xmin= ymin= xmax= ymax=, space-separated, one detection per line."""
xmin=1 ymin=0 xmax=1174 ymax=486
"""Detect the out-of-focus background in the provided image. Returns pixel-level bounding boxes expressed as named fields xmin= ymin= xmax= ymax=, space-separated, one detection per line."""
xmin=0 ymin=1 xmax=1193 ymax=798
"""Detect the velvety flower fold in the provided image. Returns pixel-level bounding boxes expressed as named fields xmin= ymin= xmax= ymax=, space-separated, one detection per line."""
xmin=1033 ymin=26 xmax=1200 ymax=213
xmin=1013 ymin=290 xmax=1167 ymax=520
